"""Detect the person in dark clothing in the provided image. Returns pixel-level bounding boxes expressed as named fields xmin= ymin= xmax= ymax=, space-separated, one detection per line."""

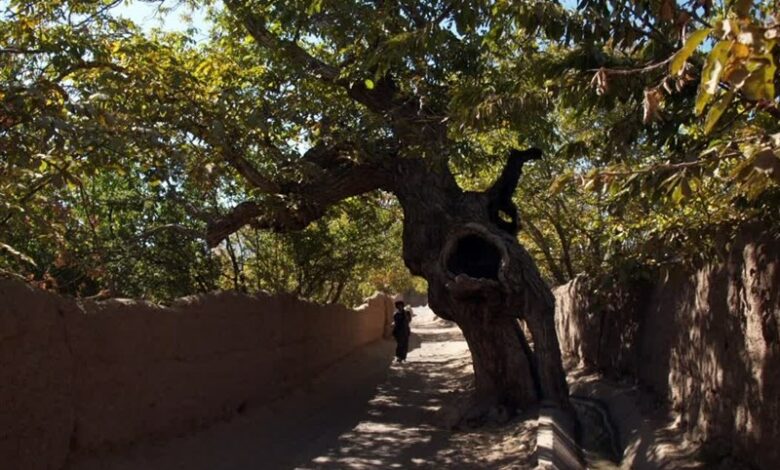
xmin=392 ymin=300 xmax=412 ymax=362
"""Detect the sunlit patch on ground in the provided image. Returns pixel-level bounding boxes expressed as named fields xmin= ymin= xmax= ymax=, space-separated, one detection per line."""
xmin=299 ymin=306 xmax=538 ymax=469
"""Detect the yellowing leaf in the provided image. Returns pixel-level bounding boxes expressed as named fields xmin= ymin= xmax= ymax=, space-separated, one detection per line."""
xmin=732 ymin=43 xmax=750 ymax=59
xmin=364 ymin=79 xmax=375 ymax=90
xmin=695 ymin=40 xmax=731 ymax=115
xmin=724 ymin=64 xmax=749 ymax=88
xmin=704 ymin=90 xmax=734 ymax=134
xmin=704 ymin=57 xmax=725 ymax=94
xmin=643 ymin=87 xmax=663 ymax=124
xmin=671 ymin=183 xmax=685 ymax=203
xmin=670 ymin=28 xmax=712 ymax=76
xmin=548 ymin=172 xmax=573 ymax=195
xmin=583 ymin=175 xmax=601 ymax=192
xmin=742 ymin=61 xmax=777 ymax=101
xmin=752 ymin=149 xmax=780 ymax=184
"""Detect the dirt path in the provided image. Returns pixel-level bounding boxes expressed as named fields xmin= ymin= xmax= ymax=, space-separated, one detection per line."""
xmin=71 ymin=307 xmax=536 ymax=470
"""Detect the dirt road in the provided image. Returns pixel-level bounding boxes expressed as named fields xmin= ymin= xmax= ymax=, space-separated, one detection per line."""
xmin=71 ymin=307 xmax=536 ymax=470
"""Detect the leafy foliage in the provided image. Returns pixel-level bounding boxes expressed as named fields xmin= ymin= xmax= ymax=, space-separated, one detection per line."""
xmin=1 ymin=0 xmax=778 ymax=301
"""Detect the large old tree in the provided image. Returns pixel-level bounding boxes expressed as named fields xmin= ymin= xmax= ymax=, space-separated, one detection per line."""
xmin=4 ymin=0 xmax=778 ymax=416
xmin=199 ymin=1 xmax=571 ymax=412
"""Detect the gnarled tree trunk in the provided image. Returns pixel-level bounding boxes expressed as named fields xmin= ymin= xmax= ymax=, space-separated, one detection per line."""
xmin=390 ymin=153 xmax=570 ymax=419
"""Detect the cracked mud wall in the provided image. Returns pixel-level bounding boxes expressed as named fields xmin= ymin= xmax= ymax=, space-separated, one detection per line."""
xmin=0 ymin=284 xmax=391 ymax=470
xmin=554 ymin=226 xmax=780 ymax=469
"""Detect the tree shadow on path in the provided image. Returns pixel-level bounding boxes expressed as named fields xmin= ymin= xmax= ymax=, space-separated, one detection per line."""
xmin=296 ymin=310 xmax=537 ymax=470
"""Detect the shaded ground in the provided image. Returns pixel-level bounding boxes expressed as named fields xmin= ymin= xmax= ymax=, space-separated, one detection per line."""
xmin=568 ymin=371 xmax=746 ymax=470
xmin=67 ymin=306 xmax=722 ymax=470
xmin=70 ymin=307 xmax=537 ymax=470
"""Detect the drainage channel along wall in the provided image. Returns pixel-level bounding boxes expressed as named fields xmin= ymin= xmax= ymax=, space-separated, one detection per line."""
xmin=554 ymin=226 xmax=780 ymax=470
xmin=0 ymin=281 xmax=393 ymax=470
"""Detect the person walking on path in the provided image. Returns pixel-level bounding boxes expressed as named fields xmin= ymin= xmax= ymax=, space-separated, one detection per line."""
xmin=392 ymin=300 xmax=412 ymax=363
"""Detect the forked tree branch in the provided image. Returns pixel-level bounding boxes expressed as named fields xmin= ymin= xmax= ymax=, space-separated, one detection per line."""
xmin=188 ymin=118 xmax=283 ymax=193
xmin=486 ymin=148 xmax=542 ymax=235
xmin=205 ymin=2 xmax=449 ymax=245
xmin=205 ymin=143 xmax=392 ymax=247
xmin=488 ymin=148 xmax=542 ymax=203
xmin=223 ymin=0 xmax=446 ymax=142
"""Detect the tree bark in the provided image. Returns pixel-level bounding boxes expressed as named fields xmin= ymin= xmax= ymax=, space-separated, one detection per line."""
xmin=458 ymin=309 xmax=538 ymax=407
xmin=388 ymin=154 xmax=570 ymax=420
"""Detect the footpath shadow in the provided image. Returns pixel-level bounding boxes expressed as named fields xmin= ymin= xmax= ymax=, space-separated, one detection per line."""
xmin=295 ymin=316 xmax=537 ymax=470
xmin=408 ymin=332 xmax=423 ymax=354
xmin=70 ymin=340 xmax=396 ymax=470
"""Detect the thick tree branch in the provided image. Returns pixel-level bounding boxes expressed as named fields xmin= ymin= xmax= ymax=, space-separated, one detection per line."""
xmin=488 ymin=148 xmax=542 ymax=202
xmin=206 ymin=145 xmax=391 ymax=247
xmin=209 ymin=131 xmax=282 ymax=193
xmin=486 ymin=148 xmax=542 ymax=235
xmin=182 ymin=114 xmax=283 ymax=194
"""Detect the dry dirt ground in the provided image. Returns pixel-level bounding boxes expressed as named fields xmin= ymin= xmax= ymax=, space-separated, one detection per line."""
xmin=71 ymin=307 xmax=538 ymax=470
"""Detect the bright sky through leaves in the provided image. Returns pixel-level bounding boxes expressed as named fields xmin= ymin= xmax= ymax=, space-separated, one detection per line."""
xmin=113 ymin=0 xmax=212 ymax=39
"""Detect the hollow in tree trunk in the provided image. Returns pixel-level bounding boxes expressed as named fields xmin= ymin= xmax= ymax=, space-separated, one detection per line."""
xmin=393 ymin=151 xmax=570 ymax=421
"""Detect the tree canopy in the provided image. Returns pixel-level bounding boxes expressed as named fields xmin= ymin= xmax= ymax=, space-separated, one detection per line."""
xmin=1 ymin=0 xmax=778 ymax=302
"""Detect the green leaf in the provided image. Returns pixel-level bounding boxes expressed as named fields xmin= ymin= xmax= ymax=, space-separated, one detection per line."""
xmin=364 ymin=79 xmax=374 ymax=90
xmin=671 ymin=28 xmax=712 ymax=76
xmin=704 ymin=90 xmax=734 ymax=134
xmin=671 ymin=183 xmax=685 ymax=203
xmin=306 ymin=0 xmax=323 ymax=15
xmin=742 ymin=60 xmax=777 ymax=101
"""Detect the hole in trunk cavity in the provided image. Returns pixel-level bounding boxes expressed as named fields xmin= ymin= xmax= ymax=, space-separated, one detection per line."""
xmin=446 ymin=234 xmax=501 ymax=280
